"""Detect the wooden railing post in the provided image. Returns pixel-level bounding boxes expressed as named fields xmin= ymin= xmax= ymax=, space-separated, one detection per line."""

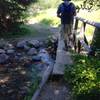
xmin=91 ymin=27 xmax=100 ymax=51
xmin=78 ymin=40 xmax=81 ymax=53
xmin=74 ymin=19 xmax=78 ymax=30
xmin=77 ymin=22 xmax=87 ymax=53
xmin=83 ymin=22 xmax=88 ymax=45
xmin=73 ymin=19 xmax=79 ymax=52
xmin=73 ymin=16 xmax=100 ymax=55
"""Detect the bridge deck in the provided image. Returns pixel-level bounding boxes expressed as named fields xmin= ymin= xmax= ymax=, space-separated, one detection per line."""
xmin=52 ymin=35 xmax=73 ymax=75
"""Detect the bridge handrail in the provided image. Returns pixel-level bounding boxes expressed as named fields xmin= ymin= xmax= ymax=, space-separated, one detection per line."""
xmin=75 ymin=16 xmax=100 ymax=28
xmin=73 ymin=16 xmax=100 ymax=54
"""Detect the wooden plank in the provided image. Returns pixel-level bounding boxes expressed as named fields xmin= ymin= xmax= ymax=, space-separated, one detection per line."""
xmin=52 ymin=35 xmax=73 ymax=75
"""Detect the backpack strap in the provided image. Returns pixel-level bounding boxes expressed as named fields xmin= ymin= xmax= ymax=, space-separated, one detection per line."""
xmin=62 ymin=2 xmax=76 ymax=16
xmin=62 ymin=2 xmax=72 ymax=9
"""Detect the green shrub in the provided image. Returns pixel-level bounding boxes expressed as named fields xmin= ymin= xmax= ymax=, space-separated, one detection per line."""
xmin=64 ymin=54 xmax=100 ymax=100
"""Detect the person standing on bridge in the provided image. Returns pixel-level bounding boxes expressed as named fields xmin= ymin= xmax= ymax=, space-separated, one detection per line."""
xmin=57 ymin=0 xmax=76 ymax=50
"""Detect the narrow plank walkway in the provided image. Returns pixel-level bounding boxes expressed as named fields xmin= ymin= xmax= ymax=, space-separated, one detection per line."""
xmin=52 ymin=34 xmax=73 ymax=75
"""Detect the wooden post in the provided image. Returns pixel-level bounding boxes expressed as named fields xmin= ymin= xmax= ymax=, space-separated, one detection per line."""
xmin=83 ymin=22 xmax=88 ymax=45
xmin=73 ymin=33 xmax=77 ymax=52
xmin=74 ymin=19 xmax=78 ymax=30
xmin=73 ymin=19 xmax=79 ymax=52
xmin=91 ymin=27 xmax=100 ymax=51
xmin=78 ymin=40 xmax=81 ymax=53
xmin=83 ymin=22 xmax=86 ymax=31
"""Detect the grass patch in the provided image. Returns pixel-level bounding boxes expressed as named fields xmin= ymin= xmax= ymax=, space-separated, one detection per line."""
xmin=0 ymin=24 xmax=38 ymax=38
xmin=29 ymin=8 xmax=60 ymax=27
xmin=24 ymin=80 xmax=39 ymax=100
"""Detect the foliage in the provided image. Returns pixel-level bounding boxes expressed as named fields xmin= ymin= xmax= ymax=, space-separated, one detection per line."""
xmin=31 ymin=9 xmax=60 ymax=27
xmin=0 ymin=0 xmax=37 ymax=33
xmin=33 ymin=0 xmax=61 ymax=9
xmin=24 ymin=80 xmax=39 ymax=100
xmin=0 ymin=25 xmax=32 ymax=38
xmin=64 ymin=54 xmax=100 ymax=100
xmin=82 ymin=0 xmax=100 ymax=10
xmin=74 ymin=0 xmax=100 ymax=11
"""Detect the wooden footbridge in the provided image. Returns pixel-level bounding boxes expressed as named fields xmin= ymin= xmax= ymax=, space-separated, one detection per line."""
xmin=31 ymin=16 xmax=100 ymax=100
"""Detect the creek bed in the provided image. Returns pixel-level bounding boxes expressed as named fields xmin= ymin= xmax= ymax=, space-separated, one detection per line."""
xmin=0 ymin=37 xmax=58 ymax=100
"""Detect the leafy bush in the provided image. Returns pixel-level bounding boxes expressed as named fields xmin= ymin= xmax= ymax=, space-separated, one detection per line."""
xmin=64 ymin=54 xmax=100 ymax=100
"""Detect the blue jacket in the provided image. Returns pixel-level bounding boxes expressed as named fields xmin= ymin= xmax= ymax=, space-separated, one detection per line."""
xmin=57 ymin=2 xmax=76 ymax=24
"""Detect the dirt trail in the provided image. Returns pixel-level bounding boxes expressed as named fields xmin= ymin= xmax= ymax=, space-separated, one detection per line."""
xmin=37 ymin=79 xmax=72 ymax=100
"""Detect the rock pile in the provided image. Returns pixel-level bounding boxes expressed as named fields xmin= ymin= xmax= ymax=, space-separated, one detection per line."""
xmin=0 ymin=37 xmax=58 ymax=100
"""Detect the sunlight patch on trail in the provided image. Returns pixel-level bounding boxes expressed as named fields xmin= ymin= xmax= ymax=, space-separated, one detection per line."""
xmin=28 ymin=18 xmax=38 ymax=24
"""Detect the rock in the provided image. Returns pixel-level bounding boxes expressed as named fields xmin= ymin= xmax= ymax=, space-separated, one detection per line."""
xmin=39 ymin=41 xmax=45 ymax=47
xmin=0 ymin=49 xmax=6 ymax=54
xmin=39 ymin=49 xmax=48 ymax=54
xmin=24 ymin=45 xmax=30 ymax=51
xmin=0 ymin=39 xmax=6 ymax=48
xmin=16 ymin=53 xmax=22 ymax=57
xmin=38 ymin=49 xmax=50 ymax=64
xmin=19 ymin=86 xmax=29 ymax=96
xmin=6 ymin=49 xmax=15 ymax=55
xmin=28 ymin=40 xmax=40 ymax=48
xmin=0 ymin=54 xmax=9 ymax=64
xmin=24 ymin=61 xmax=32 ymax=68
xmin=8 ymin=43 xmax=14 ymax=49
xmin=7 ymin=89 xmax=14 ymax=94
xmin=16 ymin=40 xmax=27 ymax=49
xmin=14 ymin=55 xmax=20 ymax=62
xmin=4 ymin=43 xmax=14 ymax=50
xmin=32 ymin=55 xmax=41 ymax=62
xmin=27 ymin=48 xmax=37 ymax=55
xmin=49 ymin=35 xmax=58 ymax=43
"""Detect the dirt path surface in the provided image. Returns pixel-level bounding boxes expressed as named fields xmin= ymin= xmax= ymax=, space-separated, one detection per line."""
xmin=25 ymin=17 xmax=59 ymax=40
xmin=6 ymin=24 xmax=59 ymax=43
xmin=37 ymin=79 xmax=71 ymax=100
